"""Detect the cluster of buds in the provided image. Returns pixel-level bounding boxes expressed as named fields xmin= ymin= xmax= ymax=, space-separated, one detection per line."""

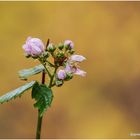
xmin=22 ymin=37 xmax=86 ymax=87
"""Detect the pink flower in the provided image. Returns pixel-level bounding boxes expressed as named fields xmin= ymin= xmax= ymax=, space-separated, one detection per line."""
xmin=70 ymin=55 xmax=86 ymax=62
xmin=74 ymin=68 xmax=86 ymax=76
xmin=64 ymin=40 xmax=74 ymax=49
xmin=22 ymin=37 xmax=45 ymax=57
xmin=65 ymin=63 xmax=86 ymax=77
xmin=57 ymin=70 xmax=66 ymax=80
xmin=65 ymin=63 xmax=72 ymax=72
xmin=64 ymin=54 xmax=86 ymax=77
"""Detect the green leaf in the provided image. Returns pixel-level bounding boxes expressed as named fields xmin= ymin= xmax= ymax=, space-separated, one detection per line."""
xmin=32 ymin=82 xmax=53 ymax=116
xmin=18 ymin=65 xmax=44 ymax=80
xmin=0 ymin=81 xmax=36 ymax=104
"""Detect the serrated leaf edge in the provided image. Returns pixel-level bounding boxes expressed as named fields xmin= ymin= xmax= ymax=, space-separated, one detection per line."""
xmin=0 ymin=81 xmax=36 ymax=104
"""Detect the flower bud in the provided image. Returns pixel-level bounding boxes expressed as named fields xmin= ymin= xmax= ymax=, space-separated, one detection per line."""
xmin=55 ymin=80 xmax=64 ymax=87
xmin=64 ymin=40 xmax=74 ymax=49
xmin=43 ymin=51 xmax=49 ymax=58
xmin=56 ymin=52 xmax=65 ymax=59
xmin=58 ymin=43 xmax=64 ymax=50
xmin=22 ymin=37 xmax=45 ymax=57
xmin=67 ymin=49 xmax=75 ymax=55
xmin=47 ymin=43 xmax=56 ymax=52
xmin=57 ymin=70 xmax=66 ymax=80
xmin=65 ymin=72 xmax=73 ymax=81
xmin=54 ymin=52 xmax=67 ymax=66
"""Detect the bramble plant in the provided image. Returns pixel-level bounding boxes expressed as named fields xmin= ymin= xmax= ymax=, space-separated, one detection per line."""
xmin=0 ymin=37 xmax=86 ymax=139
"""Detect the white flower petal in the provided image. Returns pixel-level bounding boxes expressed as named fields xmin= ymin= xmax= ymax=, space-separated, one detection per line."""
xmin=74 ymin=68 xmax=86 ymax=77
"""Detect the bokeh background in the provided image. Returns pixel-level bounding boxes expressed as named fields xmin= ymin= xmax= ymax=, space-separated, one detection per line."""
xmin=0 ymin=1 xmax=140 ymax=139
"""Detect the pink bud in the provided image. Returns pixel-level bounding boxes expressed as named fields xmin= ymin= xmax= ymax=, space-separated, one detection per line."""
xmin=64 ymin=40 xmax=74 ymax=49
xmin=70 ymin=55 xmax=86 ymax=62
xmin=65 ymin=64 xmax=72 ymax=73
xmin=22 ymin=37 xmax=45 ymax=57
xmin=57 ymin=70 xmax=66 ymax=80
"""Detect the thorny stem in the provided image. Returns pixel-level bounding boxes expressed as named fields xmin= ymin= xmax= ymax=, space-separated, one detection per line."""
xmin=36 ymin=70 xmax=45 ymax=139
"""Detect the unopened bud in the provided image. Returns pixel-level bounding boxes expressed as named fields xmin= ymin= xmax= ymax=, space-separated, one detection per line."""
xmin=67 ymin=50 xmax=75 ymax=55
xmin=64 ymin=40 xmax=74 ymax=50
xmin=55 ymin=79 xmax=64 ymax=87
xmin=22 ymin=37 xmax=45 ymax=57
xmin=65 ymin=73 xmax=73 ymax=81
xmin=43 ymin=51 xmax=49 ymax=58
xmin=47 ymin=43 xmax=56 ymax=52
xmin=56 ymin=52 xmax=65 ymax=59
xmin=58 ymin=43 xmax=64 ymax=50
xmin=57 ymin=70 xmax=66 ymax=80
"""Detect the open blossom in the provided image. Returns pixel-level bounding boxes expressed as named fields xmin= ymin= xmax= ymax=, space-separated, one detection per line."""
xmin=22 ymin=37 xmax=45 ymax=56
xmin=65 ymin=63 xmax=86 ymax=77
xmin=70 ymin=55 xmax=86 ymax=62
xmin=64 ymin=40 xmax=74 ymax=49
xmin=57 ymin=70 xmax=66 ymax=80
xmin=64 ymin=54 xmax=86 ymax=77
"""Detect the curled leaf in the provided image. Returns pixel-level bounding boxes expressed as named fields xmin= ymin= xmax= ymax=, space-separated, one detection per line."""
xmin=18 ymin=65 xmax=44 ymax=80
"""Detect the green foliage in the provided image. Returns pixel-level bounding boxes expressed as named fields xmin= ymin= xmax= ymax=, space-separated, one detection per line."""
xmin=32 ymin=82 xmax=53 ymax=116
xmin=0 ymin=81 xmax=36 ymax=104
xmin=18 ymin=65 xmax=44 ymax=80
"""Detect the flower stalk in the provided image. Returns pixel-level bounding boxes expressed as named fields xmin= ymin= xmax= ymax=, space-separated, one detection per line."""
xmin=36 ymin=70 xmax=46 ymax=139
xmin=36 ymin=110 xmax=43 ymax=139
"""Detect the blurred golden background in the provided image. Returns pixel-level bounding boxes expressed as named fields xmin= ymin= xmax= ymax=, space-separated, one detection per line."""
xmin=0 ymin=1 xmax=140 ymax=139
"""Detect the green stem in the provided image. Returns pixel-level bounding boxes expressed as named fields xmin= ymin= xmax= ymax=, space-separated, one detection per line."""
xmin=36 ymin=70 xmax=45 ymax=139
xmin=36 ymin=60 xmax=57 ymax=139
xmin=39 ymin=59 xmax=52 ymax=78
xmin=36 ymin=110 xmax=43 ymax=139
xmin=43 ymin=64 xmax=52 ymax=78
xmin=46 ymin=60 xmax=55 ymax=67
xmin=49 ymin=67 xmax=58 ymax=88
